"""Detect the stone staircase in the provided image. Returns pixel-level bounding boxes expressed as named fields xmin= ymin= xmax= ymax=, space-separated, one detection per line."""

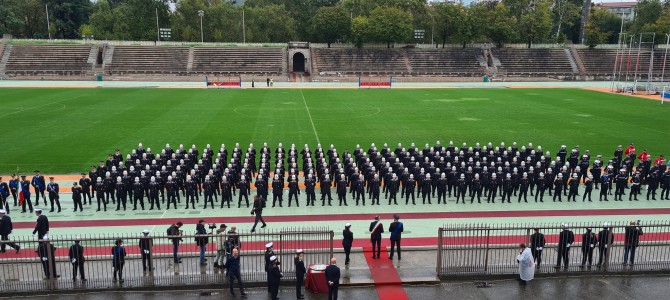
xmin=566 ymin=48 xmax=585 ymax=76
xmin=186 ymin=47 xmax=195 ymax=72
xmin=0 ymin=43 xmax=11 ymax=78
xmin=101 ymin=45 xmax=114 ymax=72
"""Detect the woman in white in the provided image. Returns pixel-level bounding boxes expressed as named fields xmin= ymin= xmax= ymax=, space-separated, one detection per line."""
xmin=517 ymin=243 xmax=535 ymax=284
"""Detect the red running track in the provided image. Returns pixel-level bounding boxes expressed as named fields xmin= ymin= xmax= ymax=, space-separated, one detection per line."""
xmin=13 ymin=207 xmax=670 ymax=229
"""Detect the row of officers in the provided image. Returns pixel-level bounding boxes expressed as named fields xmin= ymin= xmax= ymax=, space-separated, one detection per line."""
xmin=3 ymin=166 xmax=669 ymax=214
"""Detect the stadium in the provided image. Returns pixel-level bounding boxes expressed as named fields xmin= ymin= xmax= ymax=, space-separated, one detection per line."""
xmin=1 ymin=0 xmax=670 ymax=299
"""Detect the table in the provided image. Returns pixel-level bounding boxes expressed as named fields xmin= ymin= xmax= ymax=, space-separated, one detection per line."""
xmin=305 ymin=264 xmax=329 ymax=293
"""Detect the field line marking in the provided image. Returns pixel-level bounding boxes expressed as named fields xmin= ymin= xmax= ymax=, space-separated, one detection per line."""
xmin=149 ymin=209 xmax=169 ymax=234
xmin=300 ymin=89 xmax=321 ymax=145
xmin=0 ymin=94 xmax=89 ymax=119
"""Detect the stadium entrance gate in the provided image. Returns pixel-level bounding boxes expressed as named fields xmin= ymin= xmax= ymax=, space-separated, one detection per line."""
xmin=293 ymin=52 xmax=305 ymax=72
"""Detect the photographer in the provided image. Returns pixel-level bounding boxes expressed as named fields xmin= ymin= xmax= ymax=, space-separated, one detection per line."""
xmin=167 ymin=221 xmax=184 ymax=264
xmin=214 ymin=224 xmax=228 ymax=269
xmin=195 ymin=219 xmax=209 ymax=266
xmin=623 ymin=220 xmax=644 ymax=266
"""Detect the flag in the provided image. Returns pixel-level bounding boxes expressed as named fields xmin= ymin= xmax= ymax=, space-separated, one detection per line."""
xmin=17 ymin=179 xmax=24 ymax=206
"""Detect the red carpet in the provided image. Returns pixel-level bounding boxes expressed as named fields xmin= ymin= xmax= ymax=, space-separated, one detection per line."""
xmin=363 ymin=247 xmax=409 ymax=300
xmin=13 ymin=207 xmax=670 ymax=229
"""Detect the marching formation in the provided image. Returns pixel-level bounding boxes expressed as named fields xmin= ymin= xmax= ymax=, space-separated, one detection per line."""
xmin=1 ymin=142 xmax=668 ymax=215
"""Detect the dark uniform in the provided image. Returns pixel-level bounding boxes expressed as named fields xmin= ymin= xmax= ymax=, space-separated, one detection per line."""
xmin=342 ymin=226 xmax=353 ymax=264
xmin=46 ymin=180 xmax=61 ymax=213
xmin=295 ymin=253 xmax=306 ymax=299
xmin=95 ymin=179 xmax=107 ymax=211
xmin=320 ymin=177 xmax=333 ymax=205
xmin=115 ymin=180 xmax=127 ymax=211
xmin=148 ymin=180 xmax=161 ymax=210
xmin=202 ymin=179 xmax=215 ymax=209
xmin=369 ymin=177 xmax=381 ymax=205
xmin=0 ymin=213 xmax=20 ymax=253
xmin=72 ymin=183 xmax=83 ymax=212
xmin=31 ymin=173 xmax=46 ymax=206
xmin=388 ymin=217 xmax=403 ymax=260
xmin=288 ymin=178 xmax=300 ymax=207
xmin=33 ymin=212 xmax=49 ymax=239
xmin=264 ymin=248 xmax=275 ymax=292
xmin=251 ymin=196 xmax=267 ymax=232
xmin=555 ymin=227 xmax=574 ymax=268
xmin=369 ymin=219 xmax=383 ymax=258
xmin=21 ymin=177 xmax=34 ymax=213
xmin=583 ymin=177 xmax=593 ymax=201
xmin=305 ymin=177 xmax=316 ymax=206
xmin=69 ymin=240 xmax=86 ymax=280
xmin=581 ymin=229 xmax=598 ymax=267
xmin=37 ymin=241 xmax=58 ymax=279
xmin=139 ymin=233 xmax=153 ymax=272
xmin=597 ymin=227 xmax=613 ymax=266
xmin=133 ymin=180 xmax=146 ymax=210
xmin=529 ymin=229 xmax=545 ymax=267
xmin=269 ymin=262 xmax=282 ymax=300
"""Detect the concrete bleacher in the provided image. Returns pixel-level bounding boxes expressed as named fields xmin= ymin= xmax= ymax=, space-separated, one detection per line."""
xmin=105 ymin=46 xmax=189 ymax=75
xmin=492 ymin=48 xmax=575 ymax=76
xmin=192 ymin=47 xmax=283 ymax=75
xmin=4 ymin=44 xmax=92 ymax=75
xmin=576 ymin=49 xmax=616 ymax=76
xmin=577 ymin=49 xmax=664 ymax=77
xmin=408 ymin=48 xmax=484 ymax=76
xmin=313 ymin=48 xmax=410 ymax=75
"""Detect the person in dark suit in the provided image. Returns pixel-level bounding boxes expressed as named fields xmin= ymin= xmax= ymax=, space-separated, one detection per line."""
xmin=529 ymin=227 xmax=545 ymax=268
xmin=251 ymin=195 xmax=267 ymax=233
xmin=139 ymin=229 xmax=154 ymax=273
xmin=72 ymin=182 xmax=84 ymax=212
xmin=31 ymin=170 xmax=46 ymax=206
xmin=0 ymin=209 xmax=20 ymax=253
xmin=580 ymin=228 xmax=598 ymax=268
xmin=68 ymin=236 xmax=86 ymax=281
xmin=37 ymin=237 xmax=59 ymax=279
xmin=226 ymin=248 xmax=247 ymax=296
xmin=623 ymin=221 xmax=644 ymax=266
xmin=597 ymin=223 xmax=613 ymax=267
xmin=369 ymin=216 xmax=384 ymax=259
xmin=325 ymin=257 xmax=341 ymax=300
xmin=111 ymin=239 xmax=127 ymax=282
xmin=388 ymin=214 xmax=404 ymax=260
xmin=294 ymin=249 xmax=306 ymax=299
xmin=342 ymin=223 xmax=353 ymax=264
xmin=20 ymin=175 xmax=34 ymax=213
xmin=269 ymin=256 xmax=282 ymax=300
xmin=33 ymin=208 xmax=49 ymax=240
xmin=554 ymin=224 xmax=574 ymax=269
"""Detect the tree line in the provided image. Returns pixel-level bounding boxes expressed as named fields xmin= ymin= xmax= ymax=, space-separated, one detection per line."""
xmin=2 ymin=0 xmax=670 ymax=48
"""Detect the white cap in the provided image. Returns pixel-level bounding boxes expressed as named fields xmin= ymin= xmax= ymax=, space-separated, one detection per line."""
xmin=143 ymin=229 xmax=150 ymax=234
xmin=345 ymin=223 xmax=351 ymax=228
xmin=266 ymin=242 xmax=274 ymax=248
xmin=35 ymin=208 xmax=43 ymax=212
xmin=0 ymin=209 xmax=5 ymax=214
xmin=296 ymin=249 xmax=304 ymax=254
xmin=602 ymin=222 xmax=610 ymax=227
xmin=270 ymin=255 xmax=277 ymax=262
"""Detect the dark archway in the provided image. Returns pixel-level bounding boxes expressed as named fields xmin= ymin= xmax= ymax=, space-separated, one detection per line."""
xmin=292 ymin=52 xmax=305 ymax=72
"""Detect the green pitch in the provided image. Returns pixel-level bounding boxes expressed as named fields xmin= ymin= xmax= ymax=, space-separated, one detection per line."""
xmin=1 ymin=87 xmax=667 ymax=174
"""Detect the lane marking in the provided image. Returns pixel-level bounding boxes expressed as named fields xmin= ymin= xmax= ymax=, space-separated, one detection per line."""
xmin=0 ymin=94 xmax=88 ymax=119
xmin=300 ymin=89 xmax=320 ymax=145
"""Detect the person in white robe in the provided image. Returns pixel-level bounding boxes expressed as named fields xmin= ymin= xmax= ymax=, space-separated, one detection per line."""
xmin=517 ymin=243 xmax=535 ymax=283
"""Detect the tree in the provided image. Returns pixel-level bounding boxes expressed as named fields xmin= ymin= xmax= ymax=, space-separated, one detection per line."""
xmin=587 ymin=7 xmax=621 ymax=44
xmin=89 ymin=0 xmax=115 ymax=40
xmin=486 ymin=3 xmax=517 ymax=47
xmin=311 ymin=6 xmax=351 ymax=47
xmin=631 ymin=0 xmax=663 ymax=33
xmin=552 ymin=0 xmax=581 ymax=39
xmin=368 ymin=6 xmax=413 ymax=48
xmin=518 ymin=0 xmax=552 ymax=47
xmin=642 ymin=8 xmax=670 ymax=44
xmin=44 ymin=0 xmax=92 ymax=39
xmin=584 ymin=21 xmax=606 ymax=48
xmin=0 ymin=0 xmax=25 ymax=37
xmin=432 ymin=3 xmax=467 ymax=48
xmin=245 ymin=4 xmax=296 ymax=42
xmin=350 ymin=16 xmax=370 ymax=48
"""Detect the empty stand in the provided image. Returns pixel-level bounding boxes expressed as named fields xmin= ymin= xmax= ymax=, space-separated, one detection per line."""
xmin=192 ymin=47 xmax=283 ymax=75
xmin=106 ymin=46 xmax=189 ymax=74
xmin=5 ymin=44 xmax=92 ymax=75
xmin=313 ymin=49 xmax=409 ymax=75
xmin=408 ymin=48 xmax=484 ymax=76
xmin=492 ymin=48 xmax=575 ymax=76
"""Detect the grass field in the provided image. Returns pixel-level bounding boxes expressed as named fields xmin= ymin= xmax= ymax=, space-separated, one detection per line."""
xmin=0 ymin=87 xmax=667 ymax=174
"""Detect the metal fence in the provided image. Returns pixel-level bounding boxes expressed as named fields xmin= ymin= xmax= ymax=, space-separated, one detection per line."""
xmin=0 ymin=228 xmax=333 ymax=293
xmin=437 ymin=221 xmax=670 ymax=278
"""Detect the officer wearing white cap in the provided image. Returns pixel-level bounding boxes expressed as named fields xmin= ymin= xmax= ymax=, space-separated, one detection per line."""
xmin=95 ymin=177 xmax=106 ymax=212
xmin=32 ymin=208 xmax=49 ymax=240
xmin=69 ymin=236 xmax=86 ymax=281
xmin=0 ymin=209 xmax=20 ymax=253
xmin=264 ymin=242 xmax=275 ymax=292
xmin=295 ymin=249 xmax=306 ymax=299
xmin=148 ymin=176 xmax=161 ymax=210
xmin=555 ymin=223 xmax=574 ymax=269
xmin=597 ymin=223 xmax=614 ymax=267
xmin=37 ymin=236 xmax=58 ymax=279
xmin=46 ymin=177 xmax=61 ymax=213
xmin=269 ymin=255 xmax=282 ymax=300
xmin=139 ymin=229 xmax=153 ymax=273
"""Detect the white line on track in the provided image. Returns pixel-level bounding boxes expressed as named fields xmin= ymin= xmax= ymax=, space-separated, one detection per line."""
xmin=0 ymin=94 xmax=88 ymax=119
xmin=149 ymin=209 xmax=170 ymax=234
xmin=300 ymin=89 xmax=321 ymax=145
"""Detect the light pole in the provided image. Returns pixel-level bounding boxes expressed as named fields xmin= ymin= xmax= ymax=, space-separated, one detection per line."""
xmin=198 ymin=10 xmax=204 ymax=43
xmin=430 ymin=14 xmax=434 ymax=48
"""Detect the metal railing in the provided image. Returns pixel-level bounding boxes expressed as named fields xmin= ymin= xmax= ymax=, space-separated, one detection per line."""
xmin=0 ymin=228 xmax=333 ymax=293
xmin=437 ymin=221 xmax=670 ymax=278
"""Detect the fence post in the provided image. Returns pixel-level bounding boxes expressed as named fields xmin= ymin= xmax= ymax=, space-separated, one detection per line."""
xmin=329 ymin=231 xmax=334 ymax=259
xmin=484 ymin=228 xmax=491 ymax=273
xmin=436 ymin=228 xmax=443 ymax=275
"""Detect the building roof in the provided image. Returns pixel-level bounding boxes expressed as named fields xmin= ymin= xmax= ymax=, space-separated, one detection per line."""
xmin=597 ymin=2 xmax=637 ymax=8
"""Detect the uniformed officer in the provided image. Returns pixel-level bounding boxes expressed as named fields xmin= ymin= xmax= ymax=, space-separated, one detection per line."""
xmin=264 ymin=242 xmax=275 ymax=292
xmin=599 ymin=172 xmax=610 ymax=201
xmin=220 ymin=176 xmax=232 ymax=208
xmin=404 ymin=174 xmax=416 ymax=205
xmin=388 ymin=174 xmax=400 ymax=205
xmin=31 ymin=170 xmax=46 ymax=206
xmin=45 ymin=177 xmax=60 ymax=213
xmin=38 ymin=237 xmax=58 ymax=279
xmin=487 ymin=173 xmax=498 ymax=203
xmin=354 ymin=174 xmax=366 ymax=206
xmin=555 ymin=223 xmax=574 ymax=269
xmin=388 ymin=214 xmax=403 ymax=260
xmin=553 ymin=174 xmax=564 ymax=202
xmin=165 ymin=176 xmax=178 ymax=209
xmin=288 ymin=175 xmax=300 ymax=207
xmin=133 ymin=177 xmax=146 ymax=210
xmin=437 ymin=173 xmax=448 ymax=204
xmin=69 ymin=236 xmax=86 ymax=281
xmin=421 ymin=173 xmax=432 ymax=204
xmin=271 ymin=174 xmax=283 ymax=207
xmin=184 ymin=175 xmax=196 ymax=209
xmin=20 ymin=175 xmax=34 ymax=213
xmin=72 ymin=182 xmax=83 ymax=212
xmin=321 ymin=174 xmax=333 ymax=206
xmin=567 ymin=173 xmax=580 ymax=202
xmin=455 ymin=174 xmax=467 ymax=204
xmin=629 ymin=172 xmax=641 ymax=201
xmin=530 ymin=227 xmax=545 ymax=268
xmin=295 ymin=249 xmax=306 ymax=299
xmin=615 ymin=169 xmax=628 ymax=201
xmin=8 ymin=174 xmax=19 ymax=207
xmin=336 ymin=175 xmax=348 ymax=206
xmin=202 ymin=176 xmax=215 ymax=209
xmin=518 ymin=173 xmax=529 ymax=203
xmin=0 ymin=177 xmax=10 ymax=214
xmin=342 ymin=223 xmax=353 ymax=264
xmin=0 ymin=209 xmax=20 ymax=253
xmin=95 ymin=177 xmax=106 ymax=212
xmin=33 ymin=208 xmax=49 ymax=239
xmin=583 ymin=174 xmax=594 ymax=202
xmin=237 ymin=175 xmax=250 ymax=208
xmin=304 ymin=174 xmax=317 ymax=206
xmin=269 ymin=256 xmax=282 ymax=300
xmin=502 ymin=174 xmax=513 ymax=203
xmin=580 ymin=228 xmax=597 ymax=269
xmin=535 ymin=173 xmax=545 ymax=202
xmin=114 ymin=177 xmax=126 ymax=211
